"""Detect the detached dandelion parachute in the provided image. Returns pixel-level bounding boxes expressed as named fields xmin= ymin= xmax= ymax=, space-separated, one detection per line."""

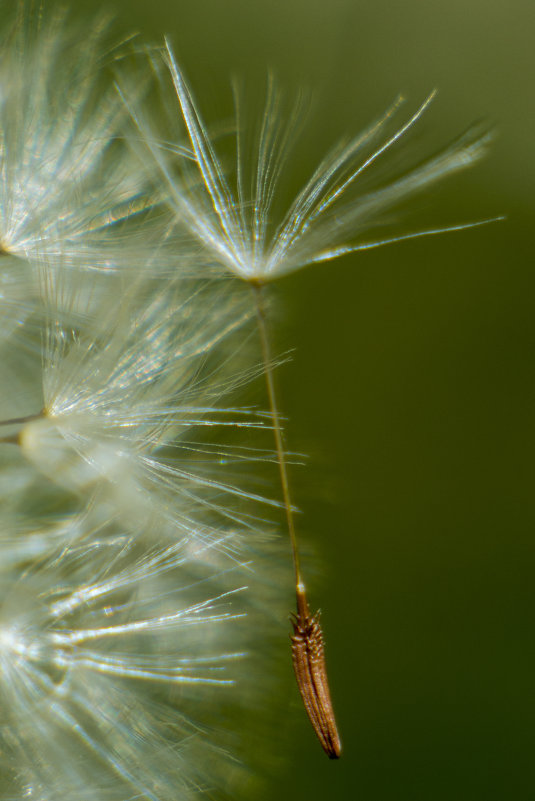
xmin=126 ymin=42 xmax=500 ymax=758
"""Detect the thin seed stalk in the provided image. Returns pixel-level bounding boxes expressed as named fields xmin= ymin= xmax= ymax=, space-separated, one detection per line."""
xmin=252 ymin=281 xmax=301 ymax=588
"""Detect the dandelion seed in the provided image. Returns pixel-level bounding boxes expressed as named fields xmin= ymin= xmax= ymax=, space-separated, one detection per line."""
xmin=130 ymin=44 xmax=501 ymax=757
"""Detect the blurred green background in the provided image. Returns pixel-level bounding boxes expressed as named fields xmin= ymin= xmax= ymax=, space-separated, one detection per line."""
xmin=80 ymin=1 xmax=533 ymax=798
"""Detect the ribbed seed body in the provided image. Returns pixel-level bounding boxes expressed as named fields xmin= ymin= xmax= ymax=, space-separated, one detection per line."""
xmin=290 ymin=584 xmax=341 ymax=759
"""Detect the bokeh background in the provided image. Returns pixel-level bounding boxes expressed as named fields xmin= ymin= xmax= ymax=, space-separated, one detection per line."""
xmin=76 ymin=1 xmax=533 ymax=799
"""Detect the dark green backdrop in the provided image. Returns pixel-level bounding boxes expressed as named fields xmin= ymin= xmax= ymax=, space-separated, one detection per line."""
xmin=74 ymin=1 xmax=534 ymax=798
